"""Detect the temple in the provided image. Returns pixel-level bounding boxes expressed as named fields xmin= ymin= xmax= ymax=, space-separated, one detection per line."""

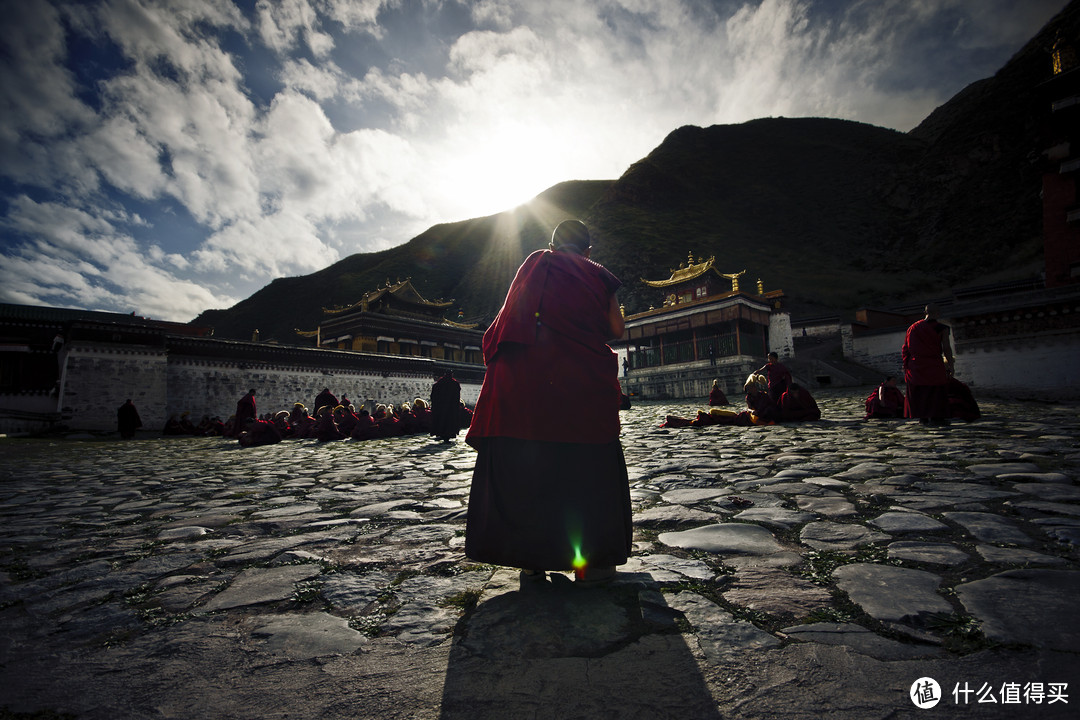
xmin=614 ymin=253 xmax=793 ymax=400
xmin=301 ymin=279 xmax=484 ymax=364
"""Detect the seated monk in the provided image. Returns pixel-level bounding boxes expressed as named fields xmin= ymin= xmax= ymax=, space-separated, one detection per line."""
xmin=238 ymin=418 xmax=282 ymax=447
xmin=946 ymin=377 xmax=981 ymax=422
xmin=335 ymin=405 xmax=359 ymax=436
xmin=314 ymin=406 xmax=345 ymax=442
xmin=412 ymin=398 xmax=433 ymax=432
xmin=744 ymin=373 xmax=779 ymax=424
xmin=661 ymin=374 xmax=776 ymax=428
xmin=865 ymin=376 xmax=905 ymax=419
xmin=708 ymin=380 xmax=729 ymax=406
xmin=162 ymin=414 xmax=185 ymax=435
xmin=350 ymin=409 xmax=379 ymax=440
xmin=778 ymin=384 xmax=821 ymax=422
xmin=398 ymin=403 xmax=421 ymax=434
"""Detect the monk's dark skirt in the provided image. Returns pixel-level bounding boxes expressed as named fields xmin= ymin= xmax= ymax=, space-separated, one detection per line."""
xmin=465 ymin=437 xmax=632 ymax=572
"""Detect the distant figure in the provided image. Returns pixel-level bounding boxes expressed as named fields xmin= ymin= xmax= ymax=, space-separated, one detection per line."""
xmin=947 ymin=377 xmax=981 ymax=422
xmin=756 ymin=352 xmax=792 ymax=404
xmin=465 ymin=220 xmax=631 ymax=584
xmin=708 ymin=344 xmax=716 ymax=366
xmin=708 ymin=379 xmax=729 ymax=406
xmin=232 ymin=389 xmax=257 ymax=436
xmin=314 ymin=388 xmax=338 ymax=415
xmin=864 ymin=376 xmax=905 ymax=419
xmin=902 ymin=304 xmax=954 ymax=425
xmin=430 ymin=371 xmax=462 ymax=442
xmin=116 ymin=399 xmax=142 ymax=439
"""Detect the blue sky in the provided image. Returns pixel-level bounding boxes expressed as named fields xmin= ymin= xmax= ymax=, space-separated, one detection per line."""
xmin=0 ymin=0 xmax=1069 ymax=322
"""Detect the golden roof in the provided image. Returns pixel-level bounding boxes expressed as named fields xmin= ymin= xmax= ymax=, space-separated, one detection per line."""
xmin=323 ymin=278 xmax=454 ymax=315
xmin=642 ymin=252 xmax=719 ymax=288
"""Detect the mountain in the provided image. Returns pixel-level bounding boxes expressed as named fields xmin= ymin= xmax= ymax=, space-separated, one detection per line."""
xmin=193 ymin=1 xmax=1077 ymax=343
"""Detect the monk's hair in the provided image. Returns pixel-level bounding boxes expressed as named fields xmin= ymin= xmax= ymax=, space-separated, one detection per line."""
xmin=551 ymin=220 xmax=590 ymax=254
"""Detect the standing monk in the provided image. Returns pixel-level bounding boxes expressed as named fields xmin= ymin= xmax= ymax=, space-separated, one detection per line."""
xmin=465 ymin=220 xmax=632 ymax=584
xmin=902 ymin=304 xmax=954 ymax=425
xmin=430 ymin=371 xmax=462 ymax=442
xmin=233 ymin=388 xmax=257 ymax=436
xmin=116 ymin=399 xmax=142 ymax=439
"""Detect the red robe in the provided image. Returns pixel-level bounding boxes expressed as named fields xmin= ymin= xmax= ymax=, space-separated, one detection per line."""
xmin=779 ymin=386 xmax=821 ymax=422
xmin=902 ymin=318 xmax=949 ymax=419
xmin=465 ymin=247 xmax=630 ymax=572
xmin=708 ymin=387 xmax=729 ymax=406
xmin=466 ymin=249 xmax=621 ymax=445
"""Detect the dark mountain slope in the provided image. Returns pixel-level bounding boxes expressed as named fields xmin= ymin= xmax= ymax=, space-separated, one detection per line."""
xmin=193 ymin=0 xmax=1079 ymax=341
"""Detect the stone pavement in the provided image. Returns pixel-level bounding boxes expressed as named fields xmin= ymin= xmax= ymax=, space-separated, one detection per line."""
xmin=1 ymin=388 xmax=1078 ymax=719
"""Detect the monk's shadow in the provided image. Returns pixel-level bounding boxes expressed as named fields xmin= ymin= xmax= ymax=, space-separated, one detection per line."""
xmin=439 ymin=571 xmax=722 ymax=719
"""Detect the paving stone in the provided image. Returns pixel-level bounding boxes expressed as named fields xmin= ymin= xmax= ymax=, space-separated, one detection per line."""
xmin=941 ymin=511 xmax=1036 ymax=546
xmin=201 ymin=565 xmax=322 ymax=612
xmin=659 ymin=523 xmax=784 ymax=556
xmin=832 ymin=563 xmax=952 ymax=625
xmin=869 ymin=511 xmax=948 ymax=533
xmin=794 ymin=496 xmax=857 ymax=517
xmin=248 ymin=612 xmax=368 ymax=657
xmin=781 ymin=622 xmax=944 ymax=661
xmin=633 ymin=505 xmax=720 ymax=526
xmin=619 ymin=554 xmax=716 ymax=583
xmin=667 ymin=591 xmax=780 ymax=661
xmin=721 ymin=567 xmax=833 ymax=618
xmin=956 ymin=570 xmax=1080 ymax=651
xmin=800 ymin=522 xmax=890 ymax=551
xmin=733 ymin=507 xmax=815 ymax=530
xmin=1011 ymin=483 xmax=1080 ymax=503
xmin=886 ymin=541 xmax=970 ymax=566
xmin=975 ymin=545 xmax=1069 ymax=566
xmin=965 ymin=462 xmax=1041 ymax=477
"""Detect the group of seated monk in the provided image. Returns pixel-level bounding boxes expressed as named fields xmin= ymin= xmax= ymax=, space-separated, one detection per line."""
xmin=864 ymin=376 xmax=980 ymax=422
xmin=237 ymin=398 xmax=459 ymax=447
xmin=662 ymin=374 xmax=821 ymax=429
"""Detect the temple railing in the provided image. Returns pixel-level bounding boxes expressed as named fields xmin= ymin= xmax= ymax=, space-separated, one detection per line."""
xmin=627 ymin=332 xmax=765 ymax=370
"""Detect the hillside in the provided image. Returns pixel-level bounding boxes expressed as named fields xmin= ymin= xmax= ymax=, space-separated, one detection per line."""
xmin=193 ymin=1 xmax=1077 ymax=342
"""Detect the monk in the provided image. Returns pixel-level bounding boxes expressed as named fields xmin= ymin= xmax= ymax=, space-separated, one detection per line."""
xmin=708 ymin=379 xmax=729 ymax=406
xmin=947 ymin=377 xmax=981 ymax=422
xmin=865 ymin=376 xmax=905 ymax=419
xmin=431 ymin=371 xmax=462 ymax=442
xmin=756 ymin=352 xmax=792 ymax=403
xmin=232 ymin=389 xmax=257 ymax=437
xmin=117 ymin=399 xmax=141 ymax=439
xmin=466 ymin=220 xmax=631 ymax=584
xmin=778 ymin=384 xmax=821 ymax=422
xmin=902 ymin=305 xmax=954 ymax=425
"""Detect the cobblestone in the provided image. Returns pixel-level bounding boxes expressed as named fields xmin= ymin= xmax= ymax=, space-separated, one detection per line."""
xmin=1 ymin=389 xmax=1078 ymax=718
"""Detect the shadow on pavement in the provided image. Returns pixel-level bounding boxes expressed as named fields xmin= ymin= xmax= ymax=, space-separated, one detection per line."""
xmin=439 ymin=571 xmax=721 ymax=719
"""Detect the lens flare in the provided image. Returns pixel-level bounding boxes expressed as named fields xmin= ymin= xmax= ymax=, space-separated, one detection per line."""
xmin=572 ymin=544 xmax=587 ymax=579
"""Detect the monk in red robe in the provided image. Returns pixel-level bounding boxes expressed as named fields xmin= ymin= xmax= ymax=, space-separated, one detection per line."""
xmin=865 ymin=376 xmax=905 ymax=419
xmin=431 ymin=372 xmax=462 ymax=442
xmin=708 ymin=379 xmax=729 ymax=406
xmin=231 ymin=389 xmax=256 ymax=437
xmin=466 ymin=220 xmax=631 ymax=583
xmin=778 ymin=384 xmax=821 ymax=422
xmin=756 ymin=352 xmax=792 ymax=403
xmin=902 ymin=305 xmax=954 ymax=424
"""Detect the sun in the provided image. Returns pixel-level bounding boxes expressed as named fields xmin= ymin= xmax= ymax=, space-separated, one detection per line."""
xmin=441 ymin=121 xmax=570 ymax=218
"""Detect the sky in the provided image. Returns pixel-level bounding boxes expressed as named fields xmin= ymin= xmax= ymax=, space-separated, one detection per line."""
xmin=0 ymin=0 xmax=1070 ymax=323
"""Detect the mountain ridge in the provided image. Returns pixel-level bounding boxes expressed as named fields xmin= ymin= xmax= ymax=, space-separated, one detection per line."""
xmin=193 ymin=0 xmax=1078 ymax=342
